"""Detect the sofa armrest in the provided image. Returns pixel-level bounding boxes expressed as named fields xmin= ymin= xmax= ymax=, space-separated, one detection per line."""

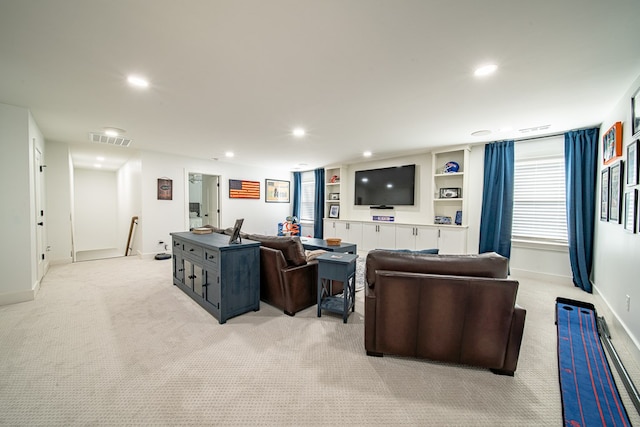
xmin=496 ymin=305 xmax=526 ymax=376
xmin=364 ymin=284 xmax=378 ymax=355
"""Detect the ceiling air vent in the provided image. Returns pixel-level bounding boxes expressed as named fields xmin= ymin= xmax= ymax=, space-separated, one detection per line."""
xmin=89 ymin=132 xmax=132 ymax=147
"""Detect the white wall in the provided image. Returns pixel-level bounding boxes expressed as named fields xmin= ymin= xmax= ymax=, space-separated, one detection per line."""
xmin=73 ymin=168 xmax=118 ymax=252
xmin=128 ymin=150 xmax=291 ymax=257
xmin=0 ymin=103 xmax=44 ymax=305
xmin=45 ymin=141 xmax=73 ymax=263
xmin=593 ymin=73 xmax=640 ymax=353
xmin=117 ymin=156 xmax=142 ymax=255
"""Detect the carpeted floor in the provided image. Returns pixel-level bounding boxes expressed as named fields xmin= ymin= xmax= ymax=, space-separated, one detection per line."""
xmin=0 ymin=256 xmax=638 ymax=426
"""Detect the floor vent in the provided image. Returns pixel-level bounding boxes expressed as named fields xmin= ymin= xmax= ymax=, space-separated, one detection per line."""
xmin=89 ymin=133 xmax=132 ymax=147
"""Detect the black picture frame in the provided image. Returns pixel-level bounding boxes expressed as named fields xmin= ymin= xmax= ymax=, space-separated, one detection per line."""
xmin=609 ymin=160 xmax=624 ymax=224
xmin=632 ymin=86 xmax=640 ymax=139
xmin=329 ymin=205 xmax=340 ymax=218
xmin=600 ymin=167 xmax=610 ymax=221
xmin=228 ymin=218 xmax=244 ymax=244
xmin=624 ymin=190 xmax=637 ymax=233
xmin=627 ymin=140 xmax=638 ymax=186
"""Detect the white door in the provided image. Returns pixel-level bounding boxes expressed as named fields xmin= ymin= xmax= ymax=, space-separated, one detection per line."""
xmin=34 ymin=147 xmax=45 ymax=280
xmin=203 ymin=175 xmax=220 ymax=227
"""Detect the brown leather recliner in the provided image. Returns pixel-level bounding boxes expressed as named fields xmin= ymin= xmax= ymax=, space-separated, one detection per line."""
xmin=364 ymin=250 xmax=526 ymax=376
xmin=246 ymin=234 xmax=342 ymax=316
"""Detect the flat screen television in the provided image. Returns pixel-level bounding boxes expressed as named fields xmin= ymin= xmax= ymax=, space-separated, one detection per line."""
xmin=354 ymin=164 xmax=416 ymax=207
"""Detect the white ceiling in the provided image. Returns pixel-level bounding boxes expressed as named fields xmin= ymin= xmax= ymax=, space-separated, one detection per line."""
xmin=1 ymin=0 xmax=640 ymax=171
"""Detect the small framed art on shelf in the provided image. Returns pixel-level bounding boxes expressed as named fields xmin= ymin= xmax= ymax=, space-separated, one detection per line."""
xmin=329 ymin=205 xmax=340 ymax=218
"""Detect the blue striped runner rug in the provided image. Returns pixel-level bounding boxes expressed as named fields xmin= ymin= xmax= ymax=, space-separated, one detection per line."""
xmin=556 ymin=298 xmax=631 ymax=426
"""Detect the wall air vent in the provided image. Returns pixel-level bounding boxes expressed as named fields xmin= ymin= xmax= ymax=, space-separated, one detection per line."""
xmin=89 ymin=132 xmax=132 ymax=147
xmin=518 ymin=124 xmax=551 ymax=133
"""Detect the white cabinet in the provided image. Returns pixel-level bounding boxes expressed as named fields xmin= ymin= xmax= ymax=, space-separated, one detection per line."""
xmin=395 ymin=224 xmax=439 ymax=250
xmin=437 ymin=226 xmax=467 ymax=254
xmin=361 ymin=223 xmax=396 ymax=251
xmin=324 ymin=219 xmax=362 ymax=247
xmin=395 ymin=224 xmax=467 ymax=254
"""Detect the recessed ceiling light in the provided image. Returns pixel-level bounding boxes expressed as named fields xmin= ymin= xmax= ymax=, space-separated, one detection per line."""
xmin=225 ymin=151 xmax=234 ymax=158
xmin=363 ymin=151 xmax=372 ymax=157
xmin=471 ymin=129 xmax=492 ymax=136
xmin=474 ymin=64 xmax=498 ymax=77
xmin=292 ymin=128 xmax=306 ymax=137
xmin=93 ymin=164 xmax=102 ymax=168
xmin=96 ymin=156 xmax=105 ymax=161
xmin=127 ymin=75 xmax=149 ymax=88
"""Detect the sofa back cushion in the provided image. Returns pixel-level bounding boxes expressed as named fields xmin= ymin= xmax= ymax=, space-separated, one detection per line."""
xmin=365 ymin=250 xmax=508 ymax=288
xmin=245 ymin=234 xmax=307 ymax=267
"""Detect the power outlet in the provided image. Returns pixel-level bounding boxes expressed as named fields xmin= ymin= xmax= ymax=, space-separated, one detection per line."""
xmin=626 ymin=295 xmax=631 ymax=312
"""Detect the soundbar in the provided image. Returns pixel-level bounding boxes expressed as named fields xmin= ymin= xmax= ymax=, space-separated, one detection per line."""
xmin=370 ymin=205 xmax=394 ymax=209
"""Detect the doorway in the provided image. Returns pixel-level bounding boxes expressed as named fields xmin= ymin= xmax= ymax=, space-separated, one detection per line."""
xmin=187 ymin=173 xmax=220 ymax=230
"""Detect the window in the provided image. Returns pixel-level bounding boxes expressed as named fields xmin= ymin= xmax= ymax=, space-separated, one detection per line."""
xmin=299 ymin=171 xmax=315 ymax=222
xmin=512 ymin=156 xmax=568 ymax=244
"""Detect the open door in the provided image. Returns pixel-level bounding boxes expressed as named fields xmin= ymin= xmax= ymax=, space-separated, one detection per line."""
xmin=187 ymin=172 xmax=220 ymax=229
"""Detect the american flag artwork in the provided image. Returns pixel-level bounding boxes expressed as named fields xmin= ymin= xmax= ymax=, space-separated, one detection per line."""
xmin=229 ymin=179 xmax=260 ymax=199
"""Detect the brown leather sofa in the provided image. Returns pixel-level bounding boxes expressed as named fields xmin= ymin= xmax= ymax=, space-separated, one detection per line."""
xmin=364 ymin=250 xmax=526 ymax=376
xmin=245 ymin=234 xmax=342 ymax=316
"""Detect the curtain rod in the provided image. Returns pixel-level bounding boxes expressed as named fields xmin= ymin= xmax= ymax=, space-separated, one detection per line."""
xmin=494 ymin=124 xmax=602 ymax=144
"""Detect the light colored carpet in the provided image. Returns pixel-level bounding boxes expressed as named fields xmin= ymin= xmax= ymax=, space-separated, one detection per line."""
xmin=0 ymin=256 xmax=638 ymax=426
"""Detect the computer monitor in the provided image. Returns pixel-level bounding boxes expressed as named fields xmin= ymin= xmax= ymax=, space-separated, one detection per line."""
xmin=228 ymin=218 xmax=244 ymax=244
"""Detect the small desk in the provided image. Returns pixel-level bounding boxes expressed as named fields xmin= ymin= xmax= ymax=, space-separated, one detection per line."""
xmin=300 ymin=237 xmax=357 ymax=254
xmin=317 ymin=252 xmax=358 ymax=323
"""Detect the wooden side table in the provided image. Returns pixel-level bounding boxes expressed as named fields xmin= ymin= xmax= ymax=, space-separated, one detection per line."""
xmin=316 ymin=252 xmax=358 ymax=323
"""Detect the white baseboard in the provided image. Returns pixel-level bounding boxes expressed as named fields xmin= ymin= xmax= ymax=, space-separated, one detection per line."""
xmin=509 ymin=268 xmax=573 ymax=286
xmin=49 ymin=257 xmax=72 ymax=265
xmin=593 ymin=284 xmax=640 ymax=365
xmin=0 ymin=289 xmax=36 ymax=306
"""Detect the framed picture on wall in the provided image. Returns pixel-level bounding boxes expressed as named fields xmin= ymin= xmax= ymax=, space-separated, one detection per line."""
xmin=632 ymin=85 xmax=640 ymax=138
xmin=609 ymin=160 xmax=624 ymax=224
xmin=157 ymin=178 xmax=173 ymax=200
xmin=627 ymin=140 xmax=638 ymax=186
xmin=624 ymin=189 xmax=637 ymax=233
xmin=600 ymin=167 xmax=610 ymax=221
xmin=265 ymin=179 xmax=290 ymax=203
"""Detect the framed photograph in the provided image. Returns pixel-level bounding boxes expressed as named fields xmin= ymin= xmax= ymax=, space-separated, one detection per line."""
xmin=627 ymin=140 xmax=638 ymax=186
xmin=329 ymin=192 xmax=340 ymax=200
xmin=265 ymin=179 xmax=290 ymax=203
xmin=600 ymin=167 xmax=610 ymax=221
xmin=609 ymin=160 xmax=624 ymax=224
xmin=439 ymin=187 xmax=461 ymax=199
xmin=157 ymin=178 xmax=173 ymax=200
xmin=632 ymin=86 xmax=640 ymax=139
xmin=329 ymin=204 xmax=340 ymax=218
xmin=229 ymin=179 xmax=260 ymax=199
xmin=602 ymin=121 xmax=623 ymax=165
xmin=624 ymin=190 xmax=637 ymax=233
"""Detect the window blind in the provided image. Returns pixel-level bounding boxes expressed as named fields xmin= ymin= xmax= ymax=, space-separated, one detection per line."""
xmin=300 ymin=171 xmax=315 ymax=222
xmin=512 ymin=157 xmax=568 ymax=243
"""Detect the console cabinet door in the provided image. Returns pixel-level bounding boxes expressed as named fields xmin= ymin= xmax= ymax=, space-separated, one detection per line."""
xmin=438 ymin=227 xmax=467 ymax=254
xmin=414 ymin=226 xmax=439 ymax=251
xmin=361 ymin=223 xmax=395 ymax=251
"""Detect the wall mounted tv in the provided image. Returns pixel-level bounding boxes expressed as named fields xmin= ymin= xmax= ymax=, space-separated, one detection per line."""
xmin=354 ymin=164 xmax=416 ymax=207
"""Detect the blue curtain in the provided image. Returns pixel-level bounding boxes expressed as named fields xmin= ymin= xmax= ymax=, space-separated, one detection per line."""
xmin=564 ymin=128 xmax=599 ymax=293
xmin=292 ymin=172 xmax=301 ymax=221
xmin=314 ymin=168 xmax=325 ymax=238
xmin=479 ymin=140 xmax=515 ymax=258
